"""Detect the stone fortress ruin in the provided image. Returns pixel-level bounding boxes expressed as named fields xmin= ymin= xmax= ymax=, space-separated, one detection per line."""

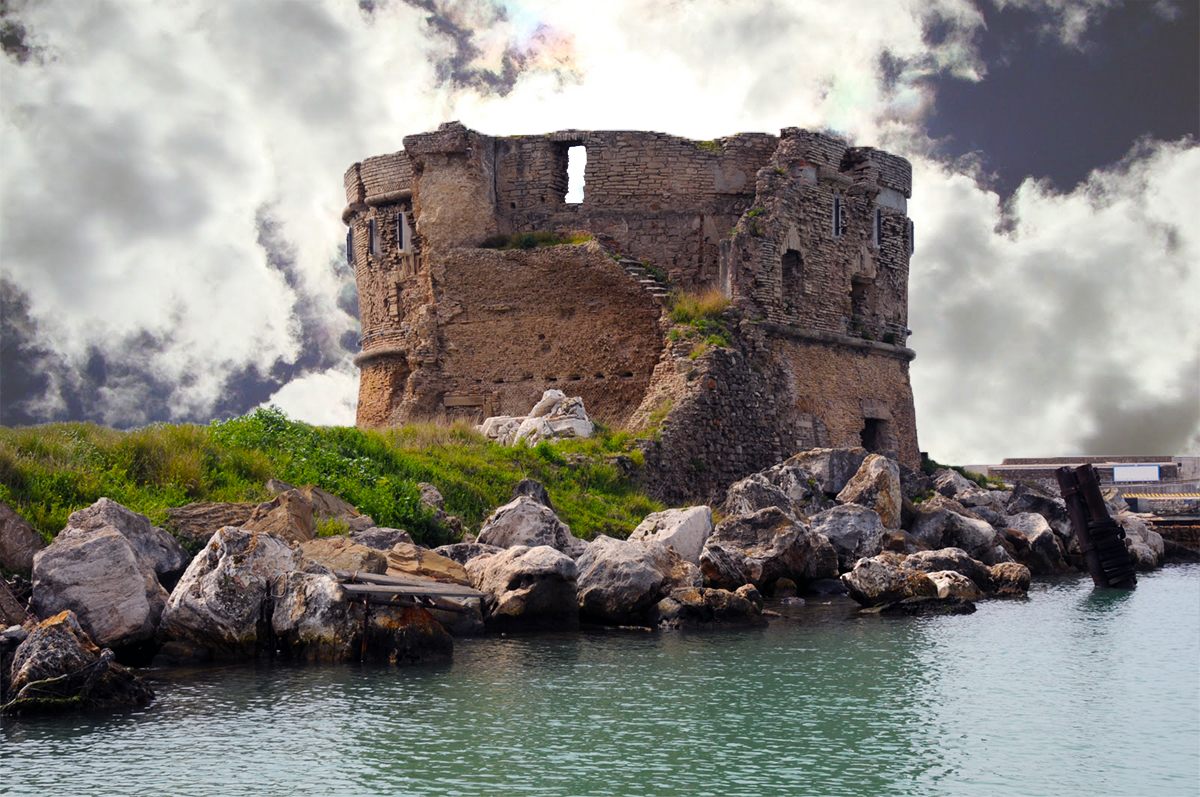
xmin=343 ymin=121 xmax=920 ymax=501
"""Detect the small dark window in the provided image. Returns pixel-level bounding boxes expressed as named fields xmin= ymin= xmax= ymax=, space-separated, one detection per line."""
xmin=872 ymin=208 xmax=882 ymax=249
xmin=832 ymin=196 xmax=844 ymax=239
xmin=781 ymin=248 xmax=803 ymax=302
xmin=369 ymin=218 xmax=381 ymax=257
xmin=346 ymin=228 xmax=354 ymax=266
xmin=908 ymin=219 xmax=915 ymax=255
xmin=861 ymin=418 xmax=884 ymax=452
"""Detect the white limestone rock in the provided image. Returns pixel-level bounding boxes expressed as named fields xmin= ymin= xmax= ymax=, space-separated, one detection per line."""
xmin=575 ymin=536 xmax=700 ymax=625
xmin=66 ymin=497 xmax=190 ymax=580
xmin=466 ymin=545 xmax=579 ymax=631
xmin=628 ymin=506 xmax=713 ymax=566
xmin=836 ymin=454 xmax=902 ymax=529
xmin=477 ymin=496 xmax=587 ymax=558
xmin=809 ymin=504 xmax=886 ymax=572
xmin=926 ymin=570 xmax=984 ymax=600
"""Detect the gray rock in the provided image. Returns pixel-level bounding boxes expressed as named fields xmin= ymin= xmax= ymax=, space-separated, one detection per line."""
xmin=477 ymin=496 xmax=586 ymax=558
xmin=431 ymin=542 xmax=504 ymax=565
xmin=269 ymin=571 xmax=454 ymax=663
xmin=722 ymin=474 xmax=798 ymax=520
xmin=1117 ymin=511 xmax=1163 ymax=571
xmin=810 ymin=504 xmax=886 ymax=572
xmin=897 ymin=463 xmax=933 ymax=501
xmin=932 ymin=469 xmax=977 ymax=498
xmin=418 ymin=483 xmax=465 ymax=539
xmin=67 ymin=498 xmax=190 ymax=580
xmin=0 ymin=502 xmax=45 ymax=572
xmin=243 ymin=490 xmax=318 ymax=545
xmin=4 ymin=610 xmax=154 ymax=715
xmin=165 ymin=502 xmax=257 ymax=549
xmin=840 ymin=556 xmax=937 ymax=606
xmin=837 ymin=454 xmax=902 ymax=529
xmin=575 ymin=536 xmax=700 ymax=625
xmin=700 ymin=507 xmax=838 ymax=591
xmin=1003 ymin=513 xmax=1068 ymax=574
xmin=1006 ymin=484 xmax=1073 ymax=541
xmin=628 ymin=506 xmax=713 ymax=565
xmin=350 ymin=527 xmax=414 ymax=551
xmin=877 ymin=596 xmax=976 ymax=616
xmin=466 ymin=545 xmax=579 ymax=632
xmin=32 ymin=527 xmax=167 ymax=649
xmin=511 ymin=479 xmax=556 ymax=513
xmin=988 ymin=562 xmax=1031 ymax=597
xmin=925 ymin=570 xmax=984 ymax=600
xmin=158 ymin=527 xmax=304 ymax=658
xmin=651 ymin=587 xmax=765 ymax=629
xmin=758 ymin=460 xmax=819 ymax=504
xmin=786 ymin=448 xmax=867 ymax=495
xmin=909 ymin=496 xmax=999 ymax=561
xmin=901 ymin=548 xmax=995 ymax=595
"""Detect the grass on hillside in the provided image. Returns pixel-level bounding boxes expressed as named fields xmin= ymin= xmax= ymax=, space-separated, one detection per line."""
xmin=919 ymin=453 xmax=1001 ymax=489
xmin=0 ymin=407 xmax=664 ymax=550
xmin=478 ymin=231 xmax=593 ymax=250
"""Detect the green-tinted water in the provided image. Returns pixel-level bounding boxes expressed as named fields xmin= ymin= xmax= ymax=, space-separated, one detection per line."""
xmin=3 ymin=566 xmax=1198 ymax=796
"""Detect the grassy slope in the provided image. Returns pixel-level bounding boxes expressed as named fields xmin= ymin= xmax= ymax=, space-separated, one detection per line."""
xmin=0 ymin=407 xmax=664 ymax=548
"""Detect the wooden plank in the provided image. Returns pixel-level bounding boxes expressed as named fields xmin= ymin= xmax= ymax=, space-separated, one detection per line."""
xmin=332 ymin=568 xmax=476 ymax=592
xmin=443 ymin=395 xmax=486 ymax=407
xmin=340 ymin=583 xmax=482 ymax=599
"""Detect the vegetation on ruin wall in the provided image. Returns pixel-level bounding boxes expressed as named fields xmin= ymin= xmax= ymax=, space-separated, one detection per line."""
xmin=668 ymin=287 xmax=732 ymax=357
xmin=0 ymin=408 xmax=663 ymax=548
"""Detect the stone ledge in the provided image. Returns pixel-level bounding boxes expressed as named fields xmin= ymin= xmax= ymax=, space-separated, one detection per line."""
xmin=757 ymin=320 xmax=916 ymax=361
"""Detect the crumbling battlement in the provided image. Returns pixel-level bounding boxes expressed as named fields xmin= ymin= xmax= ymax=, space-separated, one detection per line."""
xmin=343 ymin=122 xmax=920 ymax=498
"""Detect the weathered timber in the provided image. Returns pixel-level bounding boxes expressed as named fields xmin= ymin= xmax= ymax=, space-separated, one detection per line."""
xmin=333 ymin=568 xmax=482 ymax=599
xmin=1056 ymin=465 xmax=1136 ymax=590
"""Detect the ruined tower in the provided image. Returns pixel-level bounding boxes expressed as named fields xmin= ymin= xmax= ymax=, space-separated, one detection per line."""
xmin=342 ymin=122 xmax=919 ymax=501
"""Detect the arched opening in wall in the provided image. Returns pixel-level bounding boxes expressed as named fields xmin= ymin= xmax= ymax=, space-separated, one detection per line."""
xmin=861 ymin=418 xmax=889 ymax=453
xmin=850 ymin=277 xmax=872 ymax=318
xmin=565 ymin=146 xmax=586 ymax=204
xmin=781 ymin=248 xmax=803 ymax=308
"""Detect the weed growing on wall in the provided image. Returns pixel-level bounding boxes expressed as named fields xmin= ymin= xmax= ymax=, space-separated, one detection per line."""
xmin=479 ymin=231 xmax=593 ymax=250
xmin=669 ymin=288 xmax=732 ymax=357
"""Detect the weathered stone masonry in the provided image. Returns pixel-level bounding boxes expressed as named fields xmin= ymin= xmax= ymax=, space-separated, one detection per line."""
xmin=343 ymin=122 xmax=920 ymax=502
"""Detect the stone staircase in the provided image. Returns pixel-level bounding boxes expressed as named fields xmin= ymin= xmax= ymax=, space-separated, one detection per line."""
xmin=594 ymin=233 xmax=673 ymax=302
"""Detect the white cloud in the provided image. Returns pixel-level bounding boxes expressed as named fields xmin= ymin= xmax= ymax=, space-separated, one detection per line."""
xmin=2 ymin=0 xmax=1195 ymax=462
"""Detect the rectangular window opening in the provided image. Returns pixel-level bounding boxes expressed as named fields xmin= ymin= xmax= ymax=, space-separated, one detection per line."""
xmin=346 ymin=228 xmax=355 ymax=266
xmin=369 ymin=218 xmax=381 ymax=257
xmin=872 ymin=208 xmax=882 ymax=249
xmin=832 ymin=196 xmax=843 ymax=239
xmin=908 ymin=219 xmax=915 ymax=255
xmin=565 ymin=145 xmax=586 ymax=204
xmin=397 ymin=212 xmax=412 ymax=253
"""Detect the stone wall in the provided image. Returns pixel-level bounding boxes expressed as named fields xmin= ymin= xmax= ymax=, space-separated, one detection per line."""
xmin=355 ymin=241 xmax=664 ymax=428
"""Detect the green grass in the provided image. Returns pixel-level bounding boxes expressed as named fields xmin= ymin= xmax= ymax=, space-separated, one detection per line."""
xmin=478 ymin=231 xmax=593 ymax=250
xmin=668 ymin=288 xmax=732 ymax=357
xmin=0 ymin=408 xmax=665 ymax=549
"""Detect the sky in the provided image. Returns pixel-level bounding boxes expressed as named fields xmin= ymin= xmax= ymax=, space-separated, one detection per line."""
xmin=0 ymin=0 xmax=1197 ymax=465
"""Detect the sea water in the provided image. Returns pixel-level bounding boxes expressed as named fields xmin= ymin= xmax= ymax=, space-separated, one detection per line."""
xmin=3 ymin=565 xmax=1197 ymax=797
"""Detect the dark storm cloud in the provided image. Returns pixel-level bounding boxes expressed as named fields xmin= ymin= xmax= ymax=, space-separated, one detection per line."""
xmin=1076 ymin=357 xmax=1200 ymax=456
xmin=923 ymin=0 xmax=1199 ymax=197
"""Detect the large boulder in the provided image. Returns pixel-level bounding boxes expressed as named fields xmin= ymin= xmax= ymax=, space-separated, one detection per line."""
xmin=243 ymin=490 xmax=317 ymax=544
xmin=477 ymin=496 xmax=587 ymax=558
xmin=386 ymin=542 xmax=472 ymax=586
xmin=1002 ymin=513 xmax=1069 ymax=574
xmin=840 ymin=557 xmax=937 ymax=606
xmin=809 ymin=505 xmax=886 ymax=572
xmin=908 ymin=496 xmax=1004 ymax=562
xmin=925 ymin=570 xmax=984 ymax=600
xmin=300 ymin=537 xmax=387 ymax=575
xmin=418 ymin=482 xmax=465 ymax=539
xmin=0 ymin=502 xmax=45 ymax=572
xmin=67 ymin=498 xmax=190 ymax=582
xmin=901 ymin=548 xmax=995 ymax=595
xmin=932 ymin=469 xmax=977 ymax=498
xmin=1117 ymin=512 xmax=1164 ymax=571
xmin=988 ymin=562 xmax=1032 ymax=597
xmin=158 ymin=528 xmax=305 ymax=657
xmin=897 ymin=463 xmax=933 ymax=501
xmin=478 ymin=390 xmax=594 ymax=446
xmin=165 ymin=502 xmax=257 ymax=549
xmin=269 ymin=571 xmax=453 ymax=663
xmin=3 ymin=610 xmax=153 ymax=715
xmin=837 ymin=454 xmax=902 ymax=529
xmin=1006 ymin=483 xmax=1073 ymax=540
xmin=700 ymin=507 xmax=838 ymax=591
xmin=575 ymin=536 xmax=700 ymax=625
xmin=466 ymin=545 xmax=579 ymax=632
xmin=628 ymin=506 xmax=713 ymax=565
xmin=786 ymin=448 xmax=868 ymax=496
xmin=511 ymin=479 xmax=556 ymax=512
xmin=32 ymin=527 xmax=167 ymax=650
xmin=651 ymin=587 xmax=766 ymax=629
xmin=722 ymin=475 xmax=799 ymax=520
